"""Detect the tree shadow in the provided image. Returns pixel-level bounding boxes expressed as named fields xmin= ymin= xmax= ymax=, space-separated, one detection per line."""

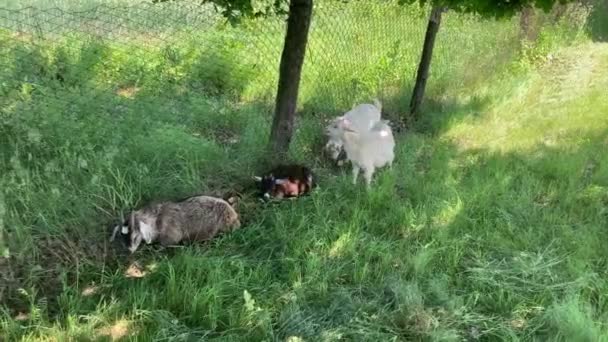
xmin=296 ymin=58 xmax=496 ymax=140
xmin=412 ymin=94 xmax=493 ymax=136
xmin=4 ymin=39 xmax=607 ymax=337
xmin=0 ymin=32 xmax=277 ymax=317
xmin=1 ymin=31 xmax=477 ymax=327
xmin=586 ymin=0 xmax=608 ymax=42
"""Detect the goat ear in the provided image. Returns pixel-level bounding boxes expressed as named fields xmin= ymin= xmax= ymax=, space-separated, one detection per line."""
xmin=342 ymin=129 xmax=359 ymax=141
xmin=343 ymin=126 xmax=357 ymax=133
xmin=252 ymin=176 xmax=262 ymax=182
xmin=110 ymin=225 xmax=120 ymax=241
xmin=337 ymin=117 xmax=350 ymax=129
xmin=373 ymin=98 xmax=382 ymax=111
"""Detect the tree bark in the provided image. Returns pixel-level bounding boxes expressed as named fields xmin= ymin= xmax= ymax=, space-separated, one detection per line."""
xmin=268 ymin=0 xmax=313 ymax=155
xmin=519 ymin=5 xmax=536 ymax=41
xmin=409 ymin=6 xmax=444 ymax=117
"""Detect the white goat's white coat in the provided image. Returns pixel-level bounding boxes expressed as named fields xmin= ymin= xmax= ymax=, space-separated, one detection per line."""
xmin=340 ymin=119 xmax=395 ymax=188
xmin=343 ymin=100 xmax=382 ymax=131
xmin=324 ymin=99 xmax=382 ymax=162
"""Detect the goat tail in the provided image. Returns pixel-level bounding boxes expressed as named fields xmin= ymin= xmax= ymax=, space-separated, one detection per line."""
xmin=373 ymin=98 xmax=382 ymax=114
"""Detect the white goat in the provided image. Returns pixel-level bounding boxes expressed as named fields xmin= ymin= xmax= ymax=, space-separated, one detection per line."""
xmin=340 ymin=119 xmax=395 ymax=188
xmin=324 ymin=99 xmax=382 ymax=164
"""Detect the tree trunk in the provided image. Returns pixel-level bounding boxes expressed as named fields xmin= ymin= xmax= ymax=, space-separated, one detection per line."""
xmin=519 ymin=6 xmax=536 ymax=41
xmin=409 ymin=6 xmax=444 ymax=118
xmin=268 ymin=0 xmax=313 ymax=155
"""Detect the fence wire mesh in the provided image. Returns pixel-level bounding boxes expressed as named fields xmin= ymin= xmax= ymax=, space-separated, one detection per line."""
xmin=0 ymin=0 xmax=524 ymax=121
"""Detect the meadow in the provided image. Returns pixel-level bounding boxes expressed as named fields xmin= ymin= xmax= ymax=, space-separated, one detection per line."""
xmin=1 ymin=0 xmax=607 ymax=340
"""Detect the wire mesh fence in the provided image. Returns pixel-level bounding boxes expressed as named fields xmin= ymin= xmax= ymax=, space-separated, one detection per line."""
xmin=0 ymin=0 xmax=526 ymax=121
xmin=0 ymin=0 xmax=596 ymax=131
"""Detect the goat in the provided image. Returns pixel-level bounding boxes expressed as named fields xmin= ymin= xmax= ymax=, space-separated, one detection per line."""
xmin=324 ymin=99 xmax=382 ymax=164
xmin=340 ymin=119 xmax=395 ymax=188
xmin=110 ymin=195 xmax=241 ymax=253
xmin=253 ymin=164 xmax=315 ymax=200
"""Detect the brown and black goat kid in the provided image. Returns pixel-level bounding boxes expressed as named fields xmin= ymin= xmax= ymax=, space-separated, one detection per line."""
xmin=253 ymin=164 xmax=316 ymax=200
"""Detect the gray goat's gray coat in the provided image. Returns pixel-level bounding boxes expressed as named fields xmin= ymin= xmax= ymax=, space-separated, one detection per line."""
xmin=111 ymin=195 xmax=241 ymax=253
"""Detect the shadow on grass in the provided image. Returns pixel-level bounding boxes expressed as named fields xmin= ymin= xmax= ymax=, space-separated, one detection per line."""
xmin=62 ymin=128 xmax=606 ymax=341
xmin=3 ymin=23 xmax=608 ymax=341
xmin=0 ymin=35 xmax=279 ymax=317
xmin=413 ymin=94 xmax=493 ymax=136
xmin=586 ymin=0 xmax=608 ymax=43
xmin=4 ymin=71 xmax=608 ymax=339
xmin=0 ymin=30 xmax=493 ymax=317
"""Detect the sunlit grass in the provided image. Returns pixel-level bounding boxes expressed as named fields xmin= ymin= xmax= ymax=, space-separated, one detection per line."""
xmin=443 ymin=43 xmax=608 ymax=153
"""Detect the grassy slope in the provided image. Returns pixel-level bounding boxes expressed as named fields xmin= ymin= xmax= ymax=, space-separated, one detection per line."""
xmin=1 ymin=3 xmax=607 ymax=341
xmin=2 ymin=42 xmax=606 ymax=341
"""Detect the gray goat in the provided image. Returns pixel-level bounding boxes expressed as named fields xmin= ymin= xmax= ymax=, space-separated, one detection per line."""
xmin=111 ymin=195 xmax=241 ymax=253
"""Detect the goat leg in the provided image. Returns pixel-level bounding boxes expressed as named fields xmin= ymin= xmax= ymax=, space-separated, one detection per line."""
xmin=364 ymin=167 xmax=375 ymax=189
xmin=352 ymin=165 xmax=360 ymax=185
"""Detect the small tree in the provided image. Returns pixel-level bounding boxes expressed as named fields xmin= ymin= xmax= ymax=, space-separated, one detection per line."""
xmin=153 ymin=0 xmax=312 ymax=157
xmin=268 ymin=0 xmax=313 ymax=155
xmin=409 ymin=5 xmax=445 ymax=117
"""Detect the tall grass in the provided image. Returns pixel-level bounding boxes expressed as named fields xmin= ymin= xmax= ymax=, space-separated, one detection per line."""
xmin=1 ymin=0 xmax=604 ymax=340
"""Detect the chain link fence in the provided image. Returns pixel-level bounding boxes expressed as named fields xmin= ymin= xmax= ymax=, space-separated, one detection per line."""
xmin=0 ymin=0 xmax=528 ymax=120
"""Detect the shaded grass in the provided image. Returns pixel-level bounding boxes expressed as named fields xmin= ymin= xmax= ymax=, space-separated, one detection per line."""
xmin=586 ymin=0 xmax=608 ymax=42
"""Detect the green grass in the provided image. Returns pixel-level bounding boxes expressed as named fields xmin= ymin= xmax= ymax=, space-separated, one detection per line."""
xmin=1 ymin=1 xmax=607 ymax=340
